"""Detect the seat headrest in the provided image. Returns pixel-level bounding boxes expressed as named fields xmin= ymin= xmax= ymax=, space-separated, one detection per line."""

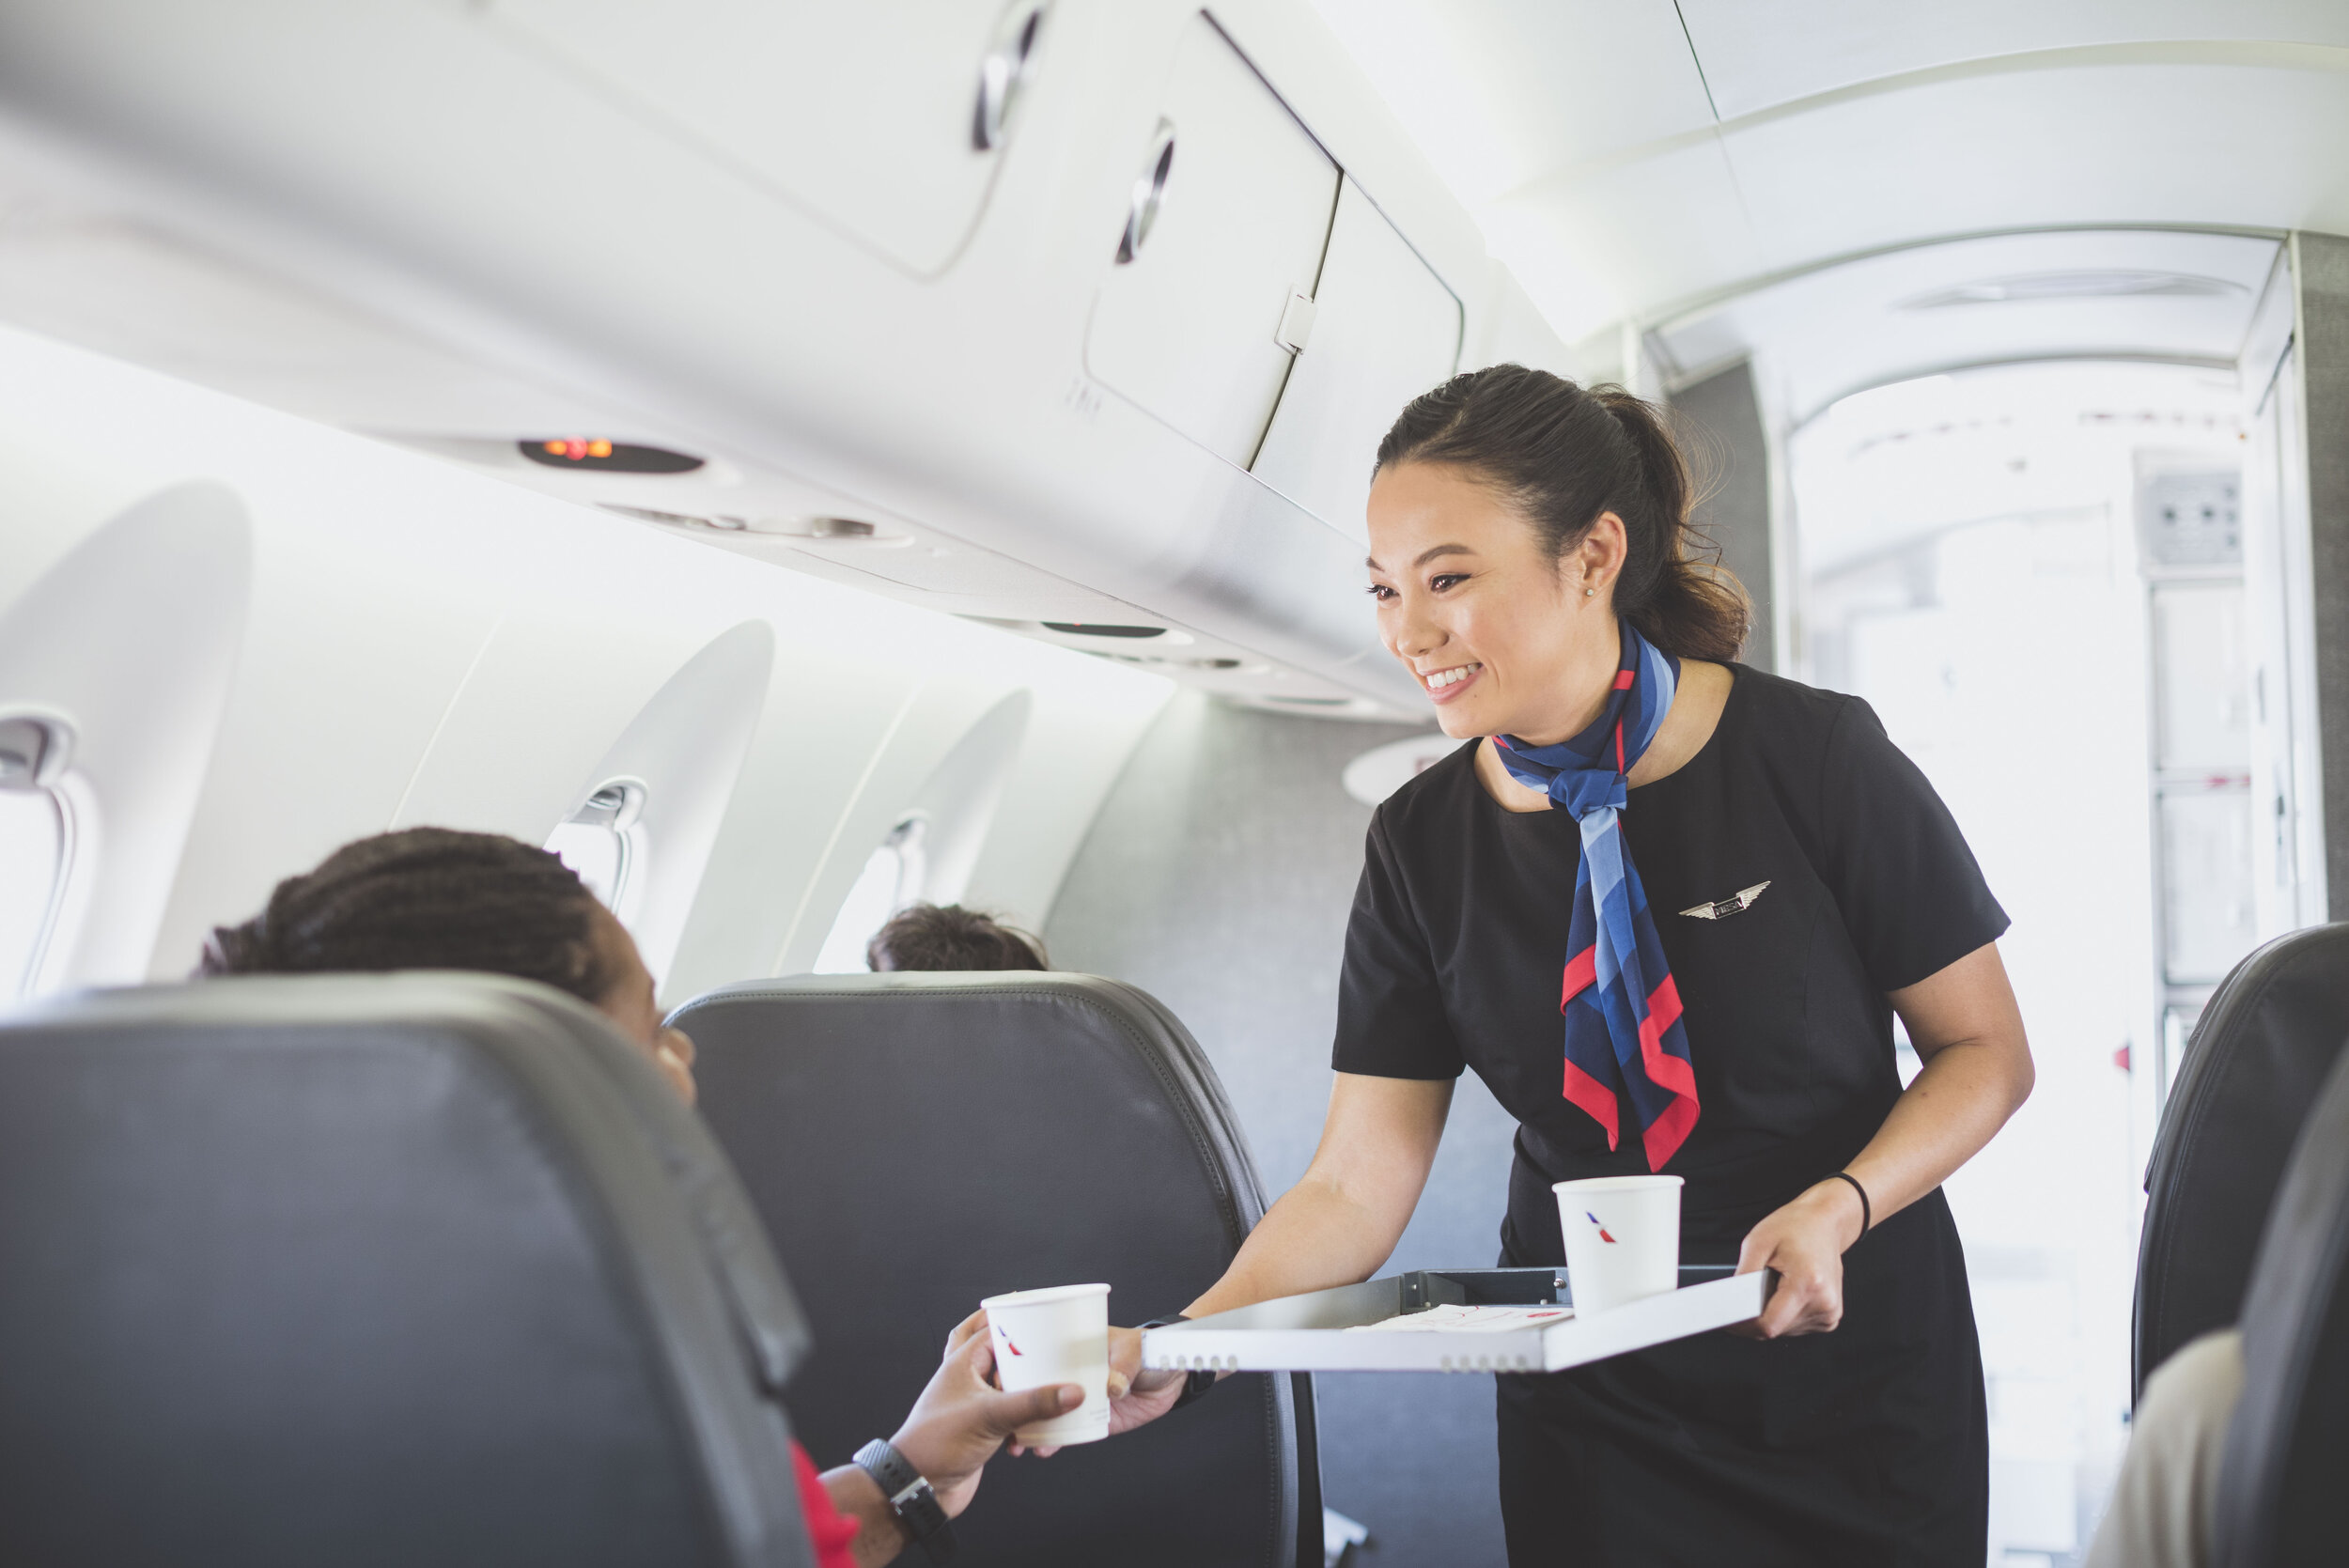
xmin=2214 ymin=1037 xmax=2349 ymax=1566
xmin=0 ymin=972 xmax=814 ymax=1568
xmin=2137 ymin=922 xmax=2349 ymax=1396
xmin=672 ymin=970 xmax=1315 ymax=1568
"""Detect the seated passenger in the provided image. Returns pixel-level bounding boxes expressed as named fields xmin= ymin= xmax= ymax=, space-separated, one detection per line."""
xmin=867 ymin=902 xmax=1048 ymax=971
xmin=201 ymin=827 xmax=1080 ymax=1568
xmin=2082 ymin=1329 xmax=2244 ymax=1568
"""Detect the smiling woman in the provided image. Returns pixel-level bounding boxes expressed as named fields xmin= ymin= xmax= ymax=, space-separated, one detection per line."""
xmin=1109 ymin=365 xmax=2036 ymax=1568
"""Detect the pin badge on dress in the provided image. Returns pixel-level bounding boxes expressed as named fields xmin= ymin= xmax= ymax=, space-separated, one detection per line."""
xmin=1679 ymin=880 xmax=1770 ymax=920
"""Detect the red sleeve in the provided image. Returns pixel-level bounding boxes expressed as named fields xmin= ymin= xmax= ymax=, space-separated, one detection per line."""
xmin=790 ymin=1440 xmax=864 ymax=1568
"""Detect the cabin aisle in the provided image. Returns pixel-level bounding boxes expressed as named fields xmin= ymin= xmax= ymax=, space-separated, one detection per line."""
xmin=1050 ymin=694 xmax=1516 ymax=1568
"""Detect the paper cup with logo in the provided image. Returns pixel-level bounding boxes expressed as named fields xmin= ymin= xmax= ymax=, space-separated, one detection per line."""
xmin=978 ymin=1282 xmax=1112 ymax=1445
xmin=1554 ymin=1175 xmax=1683 ymax=1315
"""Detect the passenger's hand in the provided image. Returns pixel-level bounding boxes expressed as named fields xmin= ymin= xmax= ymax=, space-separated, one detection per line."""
xmin=888 ymin=1315 xmax=1082 ymax=1517
xmin=1730 ymin=1180 xmax=1865 ymax=1339
xmin=946 ymin=1312 xmax=1190 ymax=1457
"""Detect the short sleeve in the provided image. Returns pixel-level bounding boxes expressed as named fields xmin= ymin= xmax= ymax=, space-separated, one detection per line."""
xmin=1819 ymin=697 xmax=2010 ymax=992
xmin=1332 ymin=810 xmax=1466 ymax=1079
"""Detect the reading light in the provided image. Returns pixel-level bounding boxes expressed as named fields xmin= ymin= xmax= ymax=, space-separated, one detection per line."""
xmin=518 ymin=439 xmax=705 ymax=474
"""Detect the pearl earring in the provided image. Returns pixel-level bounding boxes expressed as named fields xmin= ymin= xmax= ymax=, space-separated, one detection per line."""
xmin=1584 ymin=586 xmax=1595 ymax=598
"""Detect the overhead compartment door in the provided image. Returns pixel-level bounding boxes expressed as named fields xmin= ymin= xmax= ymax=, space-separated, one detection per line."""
xmin=1251 ymin=179 xmax=1464 ymax=545
xmin=1083 ymin=16 xmax=1340 ymax=469
xmin=484 ymin=0 xmax=1046 ymax=277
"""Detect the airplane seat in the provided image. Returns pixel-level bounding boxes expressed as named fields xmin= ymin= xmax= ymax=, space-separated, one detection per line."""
xmin=2211 ymin=1040 xmax=2349 ymax=1568
xmin=0 ymin=972 xmax=816 ymax=1568
xmin=670 ymin=971 xmax=1322 ymax=1568
xmin=2135 ymin=923 xmax=2349 ymax=1398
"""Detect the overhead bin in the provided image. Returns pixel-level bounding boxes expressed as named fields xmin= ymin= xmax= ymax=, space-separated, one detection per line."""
xmin=484 ymin=0 xmax=1049 ymax=278
xmin=0 ymin=0 xmax=1556 ymax=715
xmin=1251 ymin=178 xmax=1464 ymax=545
xmin=1084 ymin=13 xmax=1340 ymax=469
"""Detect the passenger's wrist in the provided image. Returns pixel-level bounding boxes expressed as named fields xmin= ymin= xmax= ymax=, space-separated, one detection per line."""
xmin=822 ymin=1464 xmax=910 ymax=1562
xmin=882 ymin=1429 xmax=968 ymax=1519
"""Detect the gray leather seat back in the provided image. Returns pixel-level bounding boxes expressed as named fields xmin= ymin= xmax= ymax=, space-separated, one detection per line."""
xmin=2214 ymin=1041 xmax=2349 ymax=1568
xmin=672 ymin=972 xmax=1318 ymax=1568
xmin=0 ymin=973 xmax=815 ymax=1568
xmin=2136 ymin=923 xmax=2349 ymax=1396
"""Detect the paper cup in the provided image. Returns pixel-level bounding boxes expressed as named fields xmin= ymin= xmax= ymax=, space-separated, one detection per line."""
xmin=1553 ymin=1175 xmax=1683 ymax=1315
xmin=978 ymin=1282 xmax=1112 ymax=1445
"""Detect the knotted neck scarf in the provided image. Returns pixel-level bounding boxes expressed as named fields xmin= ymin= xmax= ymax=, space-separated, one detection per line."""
xmin=1492 ymin=623 xmax=1700 ymax=1170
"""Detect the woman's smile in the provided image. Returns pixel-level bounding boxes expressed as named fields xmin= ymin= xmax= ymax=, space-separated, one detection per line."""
xmin=1421 ymin=661 xmax=1484 ymax=703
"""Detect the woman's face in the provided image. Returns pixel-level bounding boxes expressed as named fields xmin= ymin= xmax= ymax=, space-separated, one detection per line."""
xmin=585 ymin=903 xmax=698 ymax=1105
xmin=1365 ymin=461 xmax=1625 ymax=743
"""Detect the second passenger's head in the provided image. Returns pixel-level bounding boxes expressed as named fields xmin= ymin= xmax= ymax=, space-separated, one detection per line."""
xmin=198 ymin=827 xmax=698 ymax=1104
xmin=866 ymin=903 xmax=1048 ymax=973
xmin=1364 ymin=364 xmax=1749 ymax=743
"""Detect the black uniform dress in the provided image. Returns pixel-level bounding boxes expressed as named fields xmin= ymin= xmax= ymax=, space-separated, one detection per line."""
xmin=1335 ymin=666 xmax=2005 ymax=1567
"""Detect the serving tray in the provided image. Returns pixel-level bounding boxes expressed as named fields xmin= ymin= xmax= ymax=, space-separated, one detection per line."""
xmin=1142 ymin=1265 xmax=1770 ymax=1374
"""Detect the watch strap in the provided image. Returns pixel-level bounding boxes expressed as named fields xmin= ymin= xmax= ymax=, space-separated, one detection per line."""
xmin=851 ymin=1438 xmax=956 ymax=1564
xmin=1136 ymin=1315 xmax=1219 ymax=1411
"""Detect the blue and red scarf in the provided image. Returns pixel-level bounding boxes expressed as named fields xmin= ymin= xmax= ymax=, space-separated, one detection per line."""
xmin=1493 ymin=625 xmax=1700 ymax=1170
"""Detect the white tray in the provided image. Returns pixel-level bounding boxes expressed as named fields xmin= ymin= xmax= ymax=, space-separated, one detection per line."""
xmin=1143 ymin=1265 xmax=1771 ymax=1374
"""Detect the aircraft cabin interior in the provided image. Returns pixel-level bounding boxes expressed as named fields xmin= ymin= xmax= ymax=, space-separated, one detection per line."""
xmin=4 ymin=4 xmax=2349 ymax=1566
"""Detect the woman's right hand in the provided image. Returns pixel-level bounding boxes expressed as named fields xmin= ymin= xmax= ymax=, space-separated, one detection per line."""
xmin=1103 ymin=1326 xmax=1188 ymax=1435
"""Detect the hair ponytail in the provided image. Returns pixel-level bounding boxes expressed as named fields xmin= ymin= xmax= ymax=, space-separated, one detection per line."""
xmin=1374 ymin=365 xmax=1750 ymax=663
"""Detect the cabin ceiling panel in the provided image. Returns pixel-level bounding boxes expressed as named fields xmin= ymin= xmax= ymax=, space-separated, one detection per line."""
xmin=1717 ymin=61 xmax=2349 ymax=277
xmin=1309 ymin=0 xmax=2349 ymax=353
xmin=1657 ymin=229 xmax=2281 ymax=424
xmin=1304 ymin=0 xmax=1712 ymax=206
xmin=1486 ymin=136 xmax=1766 ymax=342
xmin=1676 ymin=0 xmax=2349 ymax=120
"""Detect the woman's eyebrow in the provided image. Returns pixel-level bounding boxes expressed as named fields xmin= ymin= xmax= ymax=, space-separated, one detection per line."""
xmin=1363 ymin=543 xmax=1479 ymax=573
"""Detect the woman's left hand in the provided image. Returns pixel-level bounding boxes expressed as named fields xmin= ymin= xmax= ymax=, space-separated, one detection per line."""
xmin=1732 ymin=1179 xmax=1867 ymax=1338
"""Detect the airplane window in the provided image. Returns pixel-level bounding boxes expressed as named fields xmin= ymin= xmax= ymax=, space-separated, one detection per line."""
xmin=0 ymin=717 xmax=74 ymax=998
xmin=547 ymin=781 xmax=646 ymax=917
xmin=814 ymin=814 xmax=928 ymax=973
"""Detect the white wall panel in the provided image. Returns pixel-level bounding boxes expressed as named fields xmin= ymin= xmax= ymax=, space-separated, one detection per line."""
xmin=0 ymin=324 xmax=1173 ymax=1002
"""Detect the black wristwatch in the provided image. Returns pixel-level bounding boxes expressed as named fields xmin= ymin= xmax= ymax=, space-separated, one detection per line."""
xmin=851 ymin=1438 xmax=956 ymax=1564
xmin=1136 ymin=1315 xmax=1220 ymax=1411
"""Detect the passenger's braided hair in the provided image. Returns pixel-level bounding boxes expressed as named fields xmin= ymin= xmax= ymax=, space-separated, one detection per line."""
xmin=199 ymin=827 xmax=613 ymax=1002
xmin=867 ymin=903 xmax=1048 ymax=972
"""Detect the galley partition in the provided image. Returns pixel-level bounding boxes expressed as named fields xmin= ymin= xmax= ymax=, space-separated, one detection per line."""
xmin=0 ymin=973 xmax=814 ymax=1568
xmin=673 ymin=971 xmax=1322 ymax=1568
xmin=2135 ymin=923 xmax=2349 ymax=1396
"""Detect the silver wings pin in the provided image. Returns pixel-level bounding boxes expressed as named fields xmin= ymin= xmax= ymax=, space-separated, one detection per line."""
xmin=1680 ymin=881 xmax=1770 ymax=921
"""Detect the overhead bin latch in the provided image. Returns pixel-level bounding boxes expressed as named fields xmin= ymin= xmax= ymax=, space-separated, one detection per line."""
xmin=1274 ymin=287 xmax=1317 ymax=356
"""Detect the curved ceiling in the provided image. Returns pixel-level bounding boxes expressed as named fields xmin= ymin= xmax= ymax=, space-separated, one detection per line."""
xmin=1305 ymin=0 xmax=2349 ymax=353
xmin=1652 ymin=226 xmax=2281 ymax=424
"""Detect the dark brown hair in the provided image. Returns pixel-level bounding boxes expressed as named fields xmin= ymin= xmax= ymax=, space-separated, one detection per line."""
xmin=867 ymin=903 xmax=1048 ymax=973
xmin=199 ymin=827 xmax=613 ymax=1003
xmin=1374 ymin=365 xmax=1750 ymax=662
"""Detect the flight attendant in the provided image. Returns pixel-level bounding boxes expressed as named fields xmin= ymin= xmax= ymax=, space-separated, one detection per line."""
xmin=1109 ymin=365 xmax=2033 ymax=1564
